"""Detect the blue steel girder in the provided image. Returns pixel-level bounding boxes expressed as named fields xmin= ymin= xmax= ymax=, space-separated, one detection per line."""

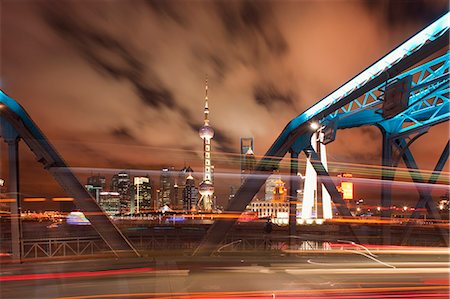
xmin=395 ymin=138 xmax=449 ymax=246
xmin=332 ymin=51 xmax=449 ymax=135
xmin=0 ymin=91 xmax=139 ymax=257
xmin=194 ymin=14 xmax=450 ymax=256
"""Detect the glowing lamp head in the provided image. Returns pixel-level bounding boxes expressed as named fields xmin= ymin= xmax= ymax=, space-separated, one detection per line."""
xmin=310 ymin=122 xmax=320 ymax=130
xmin=199 ymin=180 xmax=214 ymax=196
xmin=199 ymin=124 xmax=214 ymax=139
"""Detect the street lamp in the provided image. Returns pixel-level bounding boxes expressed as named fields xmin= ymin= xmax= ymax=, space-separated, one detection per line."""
xmin=310 ymin=122 xmax=320 ymax=130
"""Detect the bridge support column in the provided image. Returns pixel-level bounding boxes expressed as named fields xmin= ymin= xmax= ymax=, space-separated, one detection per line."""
xmin=381 ymin=132 xmax=394 ymax=245
xmin=289 ymin=150 xmax=299 ymax=249
xmin=305 ymin=146 xmax=359 ymax=242
xmin=1 ymin=120 xmax=21 ymax=261
xmin=396 ymin=138 xmax=449 ymax=246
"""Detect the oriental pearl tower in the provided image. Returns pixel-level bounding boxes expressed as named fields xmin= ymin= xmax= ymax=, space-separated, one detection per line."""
xmin=198 ymin=78 xmax=214 ymax=211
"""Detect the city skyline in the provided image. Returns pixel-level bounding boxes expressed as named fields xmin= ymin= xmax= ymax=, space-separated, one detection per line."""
xmin=1 ymin=0 xmax=448 ymax=206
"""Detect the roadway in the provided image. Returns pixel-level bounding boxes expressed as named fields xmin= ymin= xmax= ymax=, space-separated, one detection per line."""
xmin=1 ymin=251 xmax=449 ymax=298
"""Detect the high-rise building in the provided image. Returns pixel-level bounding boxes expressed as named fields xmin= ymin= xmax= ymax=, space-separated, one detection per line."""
xmin=99 ymin=191 xmax=120 ymax=215
xmin=265 ymin=170 xmax=281 ymax=201
xmin=198 ymin=78 xmax=214 ymax=211
xmin=159 ymin=167 xmax=175 ymax=209
xmin=240 ymin=138 xmax=255 ymax=183
xmin=272 ymin=179 xmax=287 ymax=202
xmin=111 ymin=172 xmax=131 ymax=214
xmin=132 ymin=176 xmax=152 ymax=214
xmin=174 ymin=166 xmax=194 ymax=210
xmin=183 ymin=173 xmax=198 ymax=211
xmin=86 ymin=175 xmax=106 ymax=203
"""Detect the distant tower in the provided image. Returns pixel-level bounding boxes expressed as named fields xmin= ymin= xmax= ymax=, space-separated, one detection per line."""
xmin=272 ymin=179 xmax=287 ymax=202
xmin=86 ymin=174 xmax=106 ymax=203
xmin=159 ymin=167 xmax=175 ymax=209
xmin=132 ymin=176 xmax=151 ymax=214
xmin=198 ymin=77 xmax=214 ymax=211
xmin=183 ymin=172 xmax=198 ymax=211
xmin=110 ymin=172 xmax=131 ymax=215
xmin=240 ymin=137 xmax=255 ymax=183
xmin=265 ymin=170 xmax=281 ymax=201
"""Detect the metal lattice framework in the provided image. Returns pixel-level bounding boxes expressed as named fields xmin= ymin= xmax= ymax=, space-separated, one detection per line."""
xmin=195 ymin=13 xmax=450 ymax=255
xmin=334 ymin=51 xmax=449 ymax=134
xmin=0 ymin=92 xmax=139 ymax=258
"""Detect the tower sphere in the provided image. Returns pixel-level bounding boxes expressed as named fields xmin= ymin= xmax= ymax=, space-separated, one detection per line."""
xmin=199 ymin=124 xmax=214 ymax=139
xmin=199 ymin=180 xmax=214 ymax=196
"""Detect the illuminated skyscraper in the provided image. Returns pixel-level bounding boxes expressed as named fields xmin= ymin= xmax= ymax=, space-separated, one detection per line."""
xmin=174 ymin=166 xmax=194 ymax=209
xmin=159 ymin=167 xmax=175 ymax=209
xmin=183 ymin=172 xmax=198 ymax=211
xmin=240 ymin=137 xmax=255 ymax=183
xmin=132 ymin=176 xmax=152 ymax=214
xmin=86 ymin=175 xmax=106 ymax=203
xmin=265 ymin=170 xmax=281 ymax=201
xmin=99 ymin=191 xmax=120 ymax=215
xmin=110 ymin=172 xmax=131 ymax=214
xmin=198 ymin=78 xmax=214 ymax=211
xmin=272 ymin=179 xmax=287 ymax=202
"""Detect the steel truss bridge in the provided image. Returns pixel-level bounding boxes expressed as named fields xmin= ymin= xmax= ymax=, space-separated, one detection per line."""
xmin=1 ymin=13 xmax=449 ymax=259
xmin=195 ymin=12 xmax=450 ymax=255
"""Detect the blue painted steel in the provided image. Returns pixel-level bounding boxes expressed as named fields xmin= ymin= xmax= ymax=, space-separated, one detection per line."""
xmin=269 ymin=13 xmax=449 ymax=154
xmin=0 ymin=91 xmax=139 ymax=257
xmin=333 ymin=51 xmax=449 ymax=134
xmin=196 ymin=15 xmax=450 ymax=255
xmin=303 ymin=13 xmax=448 ymax=119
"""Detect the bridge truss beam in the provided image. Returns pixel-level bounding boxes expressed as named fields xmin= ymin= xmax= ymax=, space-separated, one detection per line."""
xmin=195 ymin=13 xmax=450 ymax=255
xmin=396 ymin=139 xmax=449 ymax=246
xmin=0 ymin=92 xmax=139 ymax=258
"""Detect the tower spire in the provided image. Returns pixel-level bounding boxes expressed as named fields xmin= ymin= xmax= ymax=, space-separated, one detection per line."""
xmin=198 ymin=75 xmax=214 ymax=211
xmin=204 ymin=75 xmax=209 ymax=124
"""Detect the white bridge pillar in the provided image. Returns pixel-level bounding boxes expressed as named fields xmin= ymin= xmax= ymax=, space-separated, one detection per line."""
xmin=301 ymin=130 xmax=332 ymax=222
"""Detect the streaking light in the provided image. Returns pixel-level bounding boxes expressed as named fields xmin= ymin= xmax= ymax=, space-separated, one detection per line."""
xmin=67 ymin=211 xmax=91 ymax=225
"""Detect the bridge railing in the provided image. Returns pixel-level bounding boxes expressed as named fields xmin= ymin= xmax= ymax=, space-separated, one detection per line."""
xmin=20 ymin=237 xmax=109 ymax=259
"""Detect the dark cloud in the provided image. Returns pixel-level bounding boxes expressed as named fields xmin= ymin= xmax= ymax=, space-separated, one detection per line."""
xmin=216 ymin=0 xmax=288 ymax=58
xmin=363 ymin=0 xmax=448 ymax=27
xmin=254 ymin=84 xmax=296 ymax=110
xmin=213 ymin=129 xmax=235 ymax=154
xmin=41 ymin=2 xmax=180 ymax=111
xmin=111 ymin=127 xmax=135 ymax=140
xmin=144 ymin=0 xmax=188 ymax=27
xmin=134 ymin=82 xmax=176 ymax=108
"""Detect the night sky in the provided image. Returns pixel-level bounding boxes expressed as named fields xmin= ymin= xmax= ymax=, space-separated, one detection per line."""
xmin=1 ymin=0 xmax=448 ymax=208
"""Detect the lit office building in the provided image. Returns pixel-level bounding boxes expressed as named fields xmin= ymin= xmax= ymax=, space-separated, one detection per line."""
xmin=111 ymin=172 xmax=131 ymax=214
xmin=132 ymin=176 xmax=152 ymax=214
xmin=85 ymin=175 xmax=106 ymax=203
xmin=183 ymin=173 xmax=198 ymax=211
xmin=265 ymin=171 xmax=281 ymax=201
xmin=99 ymin=192 xmax=120 ymax=215
xmin=173 ymin=166 xmax=194 ymax=210
xmin=247 ymin=200 xmax=290 ymax=225
xmin=159 ymin=167 xmax=175 ymax=209
xmin=272 ymin=179 xmax=287 ymax=202
xmin=240 ymin=137 xmax=255 ymax=183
